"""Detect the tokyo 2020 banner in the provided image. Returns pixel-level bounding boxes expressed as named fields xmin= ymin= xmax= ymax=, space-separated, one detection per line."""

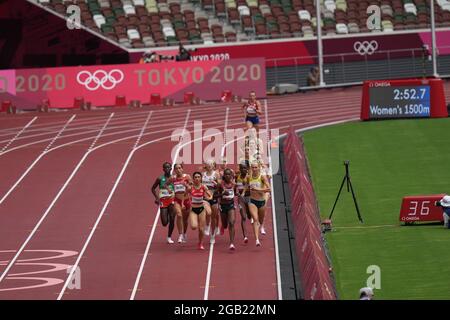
xmin=0 ymin=58 xmax=266 ymax=109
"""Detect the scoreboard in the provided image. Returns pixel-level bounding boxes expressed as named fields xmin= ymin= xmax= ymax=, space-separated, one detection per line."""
xmin=399 ymin=194 xmax=445 ymax=224
xmin=361 ymin=78 xmax=448 ymax=120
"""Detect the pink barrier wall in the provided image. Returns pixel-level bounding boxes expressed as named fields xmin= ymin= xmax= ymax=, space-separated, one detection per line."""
xmin=283 ymin=127 xmax=336 ymax=300
xmin=0 ymin=58 xmax=266 ymax=109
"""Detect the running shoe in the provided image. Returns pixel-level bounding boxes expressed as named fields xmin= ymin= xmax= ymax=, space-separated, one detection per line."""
xmin=177 ymin=234 xmax=183 ymax=243
xmin=250 ymin=218 xmax=254 ymax=224
xmin=260 ymin=225 xmax=266 ymax=235
xmin=229 ymin=244 xmax=236 ymax=251
xmin=198 ymin=242 xmax=205 ymax=250
xmin=167 ymin=237 xmax=174 ymax=244
xmin=243 ymin=236 xmax=248 ymax=244
xmin=256 ymin=239 xmax=261 ymax=247
xmin=215 ymin=227 xmax=220 ymax=236
xmin=210 ymin=235 xmax=216 ymax=244
xmin=182 ymin=233 xmax=187 ymax=243
xmin=204 ymin=224 xmax=211 ymax=236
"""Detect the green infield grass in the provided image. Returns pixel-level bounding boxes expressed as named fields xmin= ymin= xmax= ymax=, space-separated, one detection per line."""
xmin=302 ymin=117 xmax=450 ymax=299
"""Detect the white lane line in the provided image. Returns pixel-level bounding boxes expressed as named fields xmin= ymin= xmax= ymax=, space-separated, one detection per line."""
xmin=56 ymin=111 xmax=154 ymax=300
xmin=0 ymin=100 xmax=358 ymax=157
xmin=0 ymin=115 xmax=75 ymax=206
xmin=0 ymin=115 xmax=116 ymax=283
xmin=0 ymin=117 xmax=37 ymax=154
xmin=265 ymin=99 xmax=282 ymax=300
xmin=0 ymin=111 xmax=169 ymax=147
xmin=0 ymin=107 xmax=356 ymax=210
xmin=129 ymin=109 xmax=191 ymax=301
xmin=203 ymin=107 xmax=229 ymax=301
xmin=0 ymin=94 xmax=358 ymax=145
xmin=0 ymin=111 xmax=222 ymax=206
xmin=223 ymin=107 xmax=229 ymax=147
xmin=43 ymin=115 xmax=76 ymax=153
xmin=88 ymin=113 xmax=114 ymax=151
xmin=0 ymin=112 xmax=146 ymax=147
xmin=133 ymin=112 xmax=153 ymax=148
xmin=0 ymin=114 xmax=110 ymax=135
xmin=264 ymin=99 xmax=269 ymax=135
xmin=0 ymin=114 xmax=116 ymax=285
xmin=0 ymin=107 xmax=355 ymax=296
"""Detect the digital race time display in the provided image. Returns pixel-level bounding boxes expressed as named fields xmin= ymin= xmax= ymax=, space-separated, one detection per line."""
xmin=369 ymin=85 xmax=431 ymax=119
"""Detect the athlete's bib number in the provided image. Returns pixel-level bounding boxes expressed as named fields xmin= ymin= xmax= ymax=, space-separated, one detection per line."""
xmin=159 ymin=189 xmax=172 ymax=198
xmin=247 ymin=106 xmax=257 ymax=116
xmin=174 ymin=184 xmax=186 ymax=193
xmin=250 ymin=182 xmax=261 ymax=189
xmin=191 ymin=196 xmax=203 ymax=204
xmin=223 ymin=189 xmax=235 ymax=200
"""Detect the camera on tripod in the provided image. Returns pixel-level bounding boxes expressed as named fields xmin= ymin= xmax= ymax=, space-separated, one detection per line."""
xmin=325 ymin=159 xmax=363 ymax=231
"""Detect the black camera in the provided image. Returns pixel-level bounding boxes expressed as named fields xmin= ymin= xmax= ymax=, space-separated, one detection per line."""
xmin=435 ymin=201 xmax=442 ymax=207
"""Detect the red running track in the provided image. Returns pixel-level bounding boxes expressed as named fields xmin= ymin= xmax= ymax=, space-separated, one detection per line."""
xmin=0 ymin=86 xmax=381 ymax=299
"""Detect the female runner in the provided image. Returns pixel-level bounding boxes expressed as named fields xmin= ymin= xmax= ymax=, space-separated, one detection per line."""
xmin=165 ymin=163 xmax=191 ymax=243
xmin=247 ymin=161 xmax=271 ymax=246
xmin=189 ymin=172 xmax=213 ymax=250
xmin=151 ymin=162 xmax=176 ymax=243
xmin=202 ymin=159 xmax=220 ymax=239
xmin=235 ymin=161 xmax=250 ymax=243
xmin=242 ymin=91 xmax=262 ymax=135
xmin=217 ymin=168 xmax=237 ymax=250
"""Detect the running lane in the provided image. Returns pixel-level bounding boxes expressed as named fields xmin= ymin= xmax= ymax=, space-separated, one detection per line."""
xmin=0 ymin=87 xmax=365 ymax=299
xmin=0 ymin=112 xmax=156 ymax=299
xmin=61 ymin=106 xmax=239 ymax=299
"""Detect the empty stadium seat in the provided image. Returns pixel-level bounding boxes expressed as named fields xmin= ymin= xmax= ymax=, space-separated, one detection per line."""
xmin=31 ymin=0 xmax=450 ymax=48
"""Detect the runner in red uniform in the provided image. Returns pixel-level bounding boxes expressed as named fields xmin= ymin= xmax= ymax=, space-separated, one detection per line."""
xmin=165 ymin=163 xmax=191 ymax=243
xmin=242 ymin=91 xmax=262 ymax=135
xmin=189 ymin=172 xmax=213 ymax=250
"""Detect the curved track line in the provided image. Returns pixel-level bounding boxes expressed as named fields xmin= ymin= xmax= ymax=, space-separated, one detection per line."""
xmin=0 ymin=113 xmax=117 ymax=137
xmin=60 ymin=109 xmax=191 ymax=300
xmin=0 ymin=113 xmax=153 ymax=285
xmin=0 ymin=117 xmax=37 ymax=153
xmin=0 ymin=99 xmax=356 ymax=156
xmin=0 ymin=91 xmax=362 ymax=298
xmin=1 ymin=90 xmax=359 ymax=147
xmin=129 ymin=108 xmax=230 ymax=300
xmin=0 ymin=115 xmax=75 ymax=205
xmin=265 ymin=100 xmax=282 ymax=300
xmin=0 ymin=111 xmax=180 ymax=147
xmin=0 ymin=106 xmax=357 ymax=210
xmin=129 ymin=110 xmax=192 ymax=300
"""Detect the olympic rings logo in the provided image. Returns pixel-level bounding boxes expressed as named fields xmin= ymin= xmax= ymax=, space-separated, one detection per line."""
xmin=76 ymin=69 xmax=124 ymax=91
xmin=353 ymin=41 xmax=379 ymax=56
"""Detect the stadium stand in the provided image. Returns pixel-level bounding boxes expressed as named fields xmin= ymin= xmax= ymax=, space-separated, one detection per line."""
xmin=32 ymin=0 xmax=450 ymax=48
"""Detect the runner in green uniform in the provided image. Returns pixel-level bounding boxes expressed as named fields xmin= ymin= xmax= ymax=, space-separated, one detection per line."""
xmin=152 ymin=162 xmax=176 ymax=244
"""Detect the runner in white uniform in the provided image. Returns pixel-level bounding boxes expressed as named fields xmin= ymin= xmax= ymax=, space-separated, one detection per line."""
xmin=202 ymin=160 xmax=220 ymax=241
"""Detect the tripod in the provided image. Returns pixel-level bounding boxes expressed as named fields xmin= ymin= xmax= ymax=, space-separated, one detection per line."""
xmin=328 ymin=160 xmax=363 ymax=223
